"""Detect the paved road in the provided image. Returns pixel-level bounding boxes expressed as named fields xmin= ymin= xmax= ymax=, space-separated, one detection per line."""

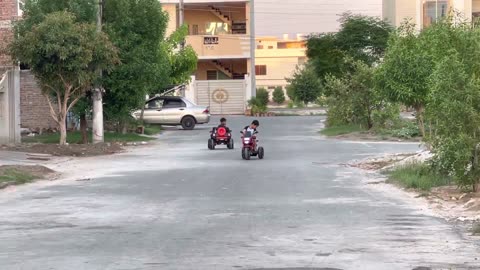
xmin=1 ymin=116 xmax=479 ymax=270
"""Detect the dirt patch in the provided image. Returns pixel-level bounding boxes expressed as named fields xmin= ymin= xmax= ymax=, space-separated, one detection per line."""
xmin=349 ymin=153 xmax=416 ymax=170
xmin=3 ymin=143 xmax=124 ymax=157
xmin=424 ymin=186 xmax=480 ymax=222
xmin=351 ymin=151 xmax=480 ymax=223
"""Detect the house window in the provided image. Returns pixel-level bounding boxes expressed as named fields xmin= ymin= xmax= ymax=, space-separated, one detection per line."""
xmin=255 ymin=65 xmax=267 ymax=75
xmin=268 ymin=46 xmax=274 ymax=49
xmin=257 ymin=45 xmax=264 ymax=49
xmin=423 ymin=0 xmax=449 ymax=27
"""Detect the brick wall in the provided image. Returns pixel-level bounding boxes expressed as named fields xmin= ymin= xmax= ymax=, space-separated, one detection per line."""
xmin=0 ymin=0 xmax=18 ymax=68
xmin=20 ymin=71 xmax=57 ymax=130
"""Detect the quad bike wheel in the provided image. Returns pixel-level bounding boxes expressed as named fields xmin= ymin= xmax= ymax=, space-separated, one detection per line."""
xmin=258 ymin=147 xmax=265 ymax=159
xmin=241 ymin=147 xmax=246 ymax=159
xmin=227 ymin=139 xmax=234 ymax=149
xmin=243 ymin=148 xmax=251 ymax=160
xmin=208 ymin=139 xmax=215 ymax=150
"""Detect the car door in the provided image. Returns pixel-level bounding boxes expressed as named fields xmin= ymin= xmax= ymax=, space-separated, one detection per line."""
xmin=142 ymin=98 xmax=165 ymax=124
xmin=161 ymin=97 xmax=187 ymax=124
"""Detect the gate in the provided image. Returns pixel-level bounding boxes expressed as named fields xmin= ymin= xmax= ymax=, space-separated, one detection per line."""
xmin=195 ymin=80 xmax=246 ymax=115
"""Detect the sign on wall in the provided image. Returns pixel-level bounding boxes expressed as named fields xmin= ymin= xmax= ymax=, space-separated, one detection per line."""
xmin=204 ymin=36 xmax=219 ymax=45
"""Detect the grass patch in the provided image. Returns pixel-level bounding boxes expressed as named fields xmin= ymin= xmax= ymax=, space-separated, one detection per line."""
xmin=387 ymin=163 xmax=451 ymax=191
xmin=23 ymin=131 xmax=155 ymax=144
xmin=0 ymin=169 xmax=36 ymax=185
xmin=143 ymin=125 xmax=163 ymax=136
xmin=320 ymin=125 xmax=366 ymax=136
xmin=375 ymin=120 xmax=421 ymax=139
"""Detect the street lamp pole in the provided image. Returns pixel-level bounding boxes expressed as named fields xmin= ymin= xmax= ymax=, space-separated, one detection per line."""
xmin=249 ymin=0 xmax=256 ymax=97
xmin=93 ymin=0 xmax=104 ymax=144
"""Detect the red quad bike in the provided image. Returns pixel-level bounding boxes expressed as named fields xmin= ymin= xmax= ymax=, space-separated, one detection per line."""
xmin=240 ymin=131 xmax=264 ymax=160
xmin=208 ymin=126 xmax=234 ymax=150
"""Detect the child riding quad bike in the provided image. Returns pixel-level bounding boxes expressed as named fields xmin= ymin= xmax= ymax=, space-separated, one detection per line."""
xmin=240 ymin=120 xmax=264 ymax=160
xmin=208 ymin=118 xmax=234 ymax=150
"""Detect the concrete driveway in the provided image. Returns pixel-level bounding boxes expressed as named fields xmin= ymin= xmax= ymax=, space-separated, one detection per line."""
xmin=0 ymin=116 xmax=479 ymax=270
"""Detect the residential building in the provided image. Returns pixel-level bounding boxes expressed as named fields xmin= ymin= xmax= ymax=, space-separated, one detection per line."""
xmin=383 ymin=0 xmax=480 ymax=29
xmin=161 ymin=0 xmax=254 ymax=114
xmin=255 ymin=34 xmax=307 ymax=101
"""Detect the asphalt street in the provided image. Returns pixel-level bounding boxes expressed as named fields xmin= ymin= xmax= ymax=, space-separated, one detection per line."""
xmin=1 ymin=116 xmax=479 ymax=270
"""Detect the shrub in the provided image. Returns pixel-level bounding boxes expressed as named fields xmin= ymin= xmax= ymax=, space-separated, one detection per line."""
xmin=272 ymin=86 xmax=286 ymax=104
xmin=256 ymin=88 xmax=269 ymax=107
xmin=248 ymin=96 xmax=267 ymax=114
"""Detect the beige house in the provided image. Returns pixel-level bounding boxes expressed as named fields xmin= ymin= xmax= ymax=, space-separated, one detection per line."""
xmin=383 ymin=0 xmax=480 ymax=29
xmin=161 ymin=0 xmax=254 ymax=114
xmin=163 ymin=0 xmax=252 ymax=80
xmin=255 ymin=34 xmax=307 ymax=101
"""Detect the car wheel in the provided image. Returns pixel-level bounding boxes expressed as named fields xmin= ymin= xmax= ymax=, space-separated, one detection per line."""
xmin=243 ymin=148 xmax=251 ymax=160
xmin=181 ymin=116 xmax=196 ymax=130
xmin=208 ymin=139 xmax=215 ymax=150
xmin=258 ymin=147 xmax=264 ymax=159
xmin=227 ymin=139 xmax=234 ymax=149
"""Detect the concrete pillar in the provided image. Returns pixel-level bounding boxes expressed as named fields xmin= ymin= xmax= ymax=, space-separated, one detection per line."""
xmin=245 ymin=74 xmax=252 ymax=104
xmin=185 ymin=75 xmax=196 ymax=103
xmin=0 ymin=69 xmax=20 ymax=144
xmin=11 ymin=68 xmax=20 ymax=143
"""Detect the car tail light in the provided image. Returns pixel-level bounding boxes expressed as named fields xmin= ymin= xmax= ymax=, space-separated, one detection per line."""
xmin=203 ymin=108 xmax=210 ymax=114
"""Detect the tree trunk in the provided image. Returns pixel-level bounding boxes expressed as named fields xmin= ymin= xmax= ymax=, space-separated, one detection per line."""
xmin=415 ymin=104 xmax=426 ymax=138
xmin=80 ymin=114 xmax=88 ymax=144
xmin=59 ymin=117 xmax=67 ymax=145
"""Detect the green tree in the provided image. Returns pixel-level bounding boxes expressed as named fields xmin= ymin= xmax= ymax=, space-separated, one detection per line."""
xmin=427 ymin=54 xmax=480 ymax=191
xmin=272 ymin=86 xmax=286 ymax=105
xmin=306 ymin=33 xmax=345 ymax=80
xmin=10 ymin=11 xmax=118 ymax=144
xmin=375 ymin=22 xmax=433 ymax=137
xmin=325 ymin=60 xmax=387 ymax=129
xmin=307 ymin=13 xmax=393 ymax=80
xmin=19 ymin=0 xmax=96 ymax=30
xmin=102 ymin=0 xmax=170 ymax=132
xmin=335 ymin=13 xmax=393 ymax=64
xmin=286 ymin=64 xmax=323 ymax=105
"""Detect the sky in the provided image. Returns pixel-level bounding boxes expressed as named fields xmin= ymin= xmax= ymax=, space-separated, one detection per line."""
xmin=254 ymin=0 xmax=383 ymax=37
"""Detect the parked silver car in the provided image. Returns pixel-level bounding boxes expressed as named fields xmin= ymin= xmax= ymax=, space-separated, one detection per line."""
xmin=133 ymin=96 xmax=210 ymax=130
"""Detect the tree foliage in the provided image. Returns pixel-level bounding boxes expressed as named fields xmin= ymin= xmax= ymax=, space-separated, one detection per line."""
xmin=20 ymin=0 xmax=97 ymax=29
xmin=427 ymin=54 xmax=480 ymax=190
xmin=375 ymin=22 xmax=433 ymax=136
xmin=286 ymin=64 xmax=323 ymax=105
xmin=325 ymin=60 xmax=395 ymax=129
xmin=163 ymin=25 xmax=198 ymax=86
xmin=10 ymin=11 xmax=118 ymax=144
xmin=307 ymin=13 xmax=393 ymax=80
xmin=102 ymin=0 xmax=170 ymax=129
